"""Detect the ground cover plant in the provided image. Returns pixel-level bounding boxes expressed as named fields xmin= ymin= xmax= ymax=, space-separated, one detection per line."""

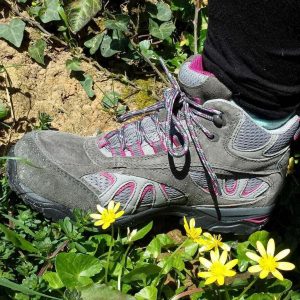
xmin=1 ymin=0 xmax=300 ymax=299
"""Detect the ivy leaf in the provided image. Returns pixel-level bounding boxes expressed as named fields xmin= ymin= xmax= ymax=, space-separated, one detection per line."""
xmin=66 ymin=0 xmax=102 ymax=33
xmin=102 ymin=91 xmax=120 ymax=109
xmin=28 ymin=39 xmax=46 ymax=65
xmin=39 ymin=0 xmax=62 ymax=23
xmin=100 ymin=35 xmax=119 ymax=57
xmin=55 ymin=252 xmax=102 ymax=288
xmin=79 ymin=74 xmax=95 ymax=98
xmin=139 ymin=40 xmax=158 ymax=59
xmin=149 ymin=2 xmax=172 ymax=22
xmin=105 ymin=15 xmax=130 ymax=32
xmin=149 ymin=19 xmax=175 ymax=40
xmin=0 ymin=19 xmax=26 ymax=48
xmin=84 ymin=33 xmax=104 ymax=55
xmin=66 ymin=58 xmax=82 ymax=71
xmin=0 ymin=101 xmax=10 ymax=120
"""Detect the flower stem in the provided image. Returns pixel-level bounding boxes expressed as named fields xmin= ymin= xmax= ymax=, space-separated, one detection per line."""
xmin=105 ymin=225 xmax=114 ymax=284
xmin=224 ymin=285 xmax=230 ymax=300
xmin=236 ymin=277 xmax=258 ymax=300
xmin=117 ymin=243 xmax=132 ymax=291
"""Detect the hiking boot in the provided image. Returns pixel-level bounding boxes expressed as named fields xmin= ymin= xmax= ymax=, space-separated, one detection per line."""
xmin=7 ymin=58 xmax=299 ymax=234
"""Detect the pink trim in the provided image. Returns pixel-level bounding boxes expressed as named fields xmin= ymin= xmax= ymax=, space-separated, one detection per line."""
xmin=99 ymin=172 xmax=116 ymax=185
xmin=224 ymin=180 xmax=238 ymax=195
xmin=127 ymin=143 xmax=145 ymax=157
xmin=244 ymin=216 xmax=269 ymax=224
xmin=138 ymin=185 xmax=154 ymax=206
xmin=160 ymin=184 xmax=168 ymax=197
xmin=241 ymin=182 xmax=262 ymax=197
xmin=97 ymin=137 xmax=108 ymax=148
xmin=115 ymin=182 xmax=135 ymax=197
xmin=189 ymin=55 xmax=214 ymax=77
xmin=193 ymin=97 xmax=204 ymax=105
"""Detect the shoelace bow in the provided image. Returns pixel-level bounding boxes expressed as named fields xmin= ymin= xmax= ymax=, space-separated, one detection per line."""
xmin=101 ymin=58 xmax=223 ymax=196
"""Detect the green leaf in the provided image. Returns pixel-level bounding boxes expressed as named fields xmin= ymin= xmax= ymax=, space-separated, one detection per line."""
xmin=128 ymin=221 xmax=153 ymax=243
xmin=105 ymin=15 xmax=130 ymax=32
xmin=39 ymin=0 xmax=62 ymax=23
xmin=55 ymin=252 xmax=102 ymax=288
xmin=139 ymin=40 xmax=157 ymax=59
xmin=102 ymin=91 xmax=120 ymax=109
xmin=84 ymin=33 xmax=104 ymax=55
xmin=0 ymin=101 xmax=10 ymax=120
xmin=0 ymin=278 xmax=61 ymax=300
xmin=28 ymin=39 xmax=46 ymax=65
xmin=236 ymin=241 xmax=251 ymax=272
xmin=79 ymin=74 xmax=95 ymax=98
xmin=66 ymin=58 xmax=82 ymax=71
xmin=145 ymin=234 xmax=175 ymax=258
xmin=247 ymin=293 xmax=273 ymax=300
xmin=149 ymin=2 xmax=172 ymax=22
xmin=0 ymin=19 xmax=26 ymax=48
xmin=266 ymin=278 xmax=292 ymax=298
xmin=0 ymin=223 xmax=38 ymax=253
xmin=80 ymin=283 xmax=135 ymax=300
xmin=135 ymin=286 xmax=158 ymax=300
xmin=43 ymin=272 xmax=64 ymax=289
xmin=248 ymin=230 xmax=270 ymax=248
xmin=100 ymin=34 xmax=119 ymax=57
xmin=149 ymin=19 xmax=175 ymax=40
xmin=66 ymin=0 xmax=102 ymax=33
xmin=122 ymin=264 xmax=161 ymax=283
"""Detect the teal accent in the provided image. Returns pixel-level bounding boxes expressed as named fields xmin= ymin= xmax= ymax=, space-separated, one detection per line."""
xmin=248 ymin=112 xmax=293 ymax=130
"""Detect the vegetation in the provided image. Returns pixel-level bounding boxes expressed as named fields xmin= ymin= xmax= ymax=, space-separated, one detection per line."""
xmin=0 ymin=0 xmax=300 ymax=299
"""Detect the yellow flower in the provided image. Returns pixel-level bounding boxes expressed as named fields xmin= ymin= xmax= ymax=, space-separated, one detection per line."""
xmin=90 ymin=200 xmax=125 ymax=230
xmin=198 ymin=249 xmax=238 ymax=285
xmin=198 ymin=232 xmax=231 ymax=253
xmin=183 ymin=217 xmax=202 ymax=243
xmin=246 ymin=238 xmax=295 ymax=281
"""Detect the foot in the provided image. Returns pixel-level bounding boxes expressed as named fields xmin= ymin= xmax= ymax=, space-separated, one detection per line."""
xmin=7 ymin=58 xmax=299 ymax=234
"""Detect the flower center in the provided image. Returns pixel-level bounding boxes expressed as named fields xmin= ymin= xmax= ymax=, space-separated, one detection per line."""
xmin=259 ymin=255 xmax=278 ymax=272
xmin=102 ymin=210 xmax=116 ymax=223
xmin=210 ymin=262 xmax=227 ymax=277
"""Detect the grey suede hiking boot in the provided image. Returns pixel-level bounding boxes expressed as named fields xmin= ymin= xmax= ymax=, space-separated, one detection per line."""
xmin=7 ymin=58 xmax=300 ymax=234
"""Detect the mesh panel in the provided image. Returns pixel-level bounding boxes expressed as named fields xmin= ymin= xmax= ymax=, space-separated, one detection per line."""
xmin=265 ymin=121 xmax=299 ymax=154
xmin=190 ymin=171 xmax=208 ymax=189
xmin=82 ymin=173 xmax=113 ymax=193
xmin=233 ymin=117 xmax=271 ymax=151
xmin=242 ymin=178 xmax=262 ymax=196
xmin=140 ymin=185 xmax=154 ymax=206
xmin=141 ymin=117 xmax=160 ymax=142
xmin=178 ymin=62 xmax=207 ymax=87
xmin=225 ymin=179 xmax=236 ymax=190
xmin=124 ymin=124 xmax=139 ymax=145
xmin=164 ymin=185 xmax=184 ymax=199
xmin=114 ymin=182 xmax=135 ymax=204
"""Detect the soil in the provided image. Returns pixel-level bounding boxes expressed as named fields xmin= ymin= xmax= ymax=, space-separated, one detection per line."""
xmin=0 ymin=23 xmax=163 ymax=155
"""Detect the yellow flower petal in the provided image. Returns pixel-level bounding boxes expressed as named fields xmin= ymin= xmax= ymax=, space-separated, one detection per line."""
xmin=108 ymin=200 xmax=114 ymax=210
xmin=246 ymin=251 xmax=261 ymax=262
xmin=96 ymin=204 xmax=104 ymax=213
xmin=267 ymin=238 xmax=275 ymax=256
xmin=199 ymin=257 xmax=212 ymax=269
xmin=217 ymin=276 xmax=225 ymax=285
xmin=94 ymin=220 xmax=104 ymax=226
xmin=205 ymin=276 xmax=217 ymax=285
xmin=115 ymin=210 xmax=125 ymax=218
xmin=210 ymin=249 xmax=219 ymax=263
xmin=221 ymin=243 xmax=231 ymax=251
xmin=272 ymin=270 xmax=284 ymax=281
xmin=259 ymin=269 xmax=269 ymax=279
xmin=183 ymin=216 xmax=188 ymax=231
xmin=220 ymin=250 xmax=228 ymax=265
xmin=90 ymin=213 xmax=101 ymax=220
xmin=248 ymin=265 xmax=262 ymax=273
xmin=224 ymin=270 xmax=236 ymax=277
xmin=190 ymin=218 xmax=195 ymax=228
xmin=277 ymin=262 xmax=295 ymax=271
xmin=275 ymin=249 xmax=290 ymax=261
xmin=114 ymin=202 xmax=121 ymax=212
xmin=102 ymin=222 xmax=111 ymax=230
xmin=203 ymin=232 xmax=212 ymax=238
xmin=198 ymin=271 xmax=211 ymax=278
xmin=257 ymin=241 xmax=267 ymax=257
xmin=225 ymin=259 xmax=238 ymax=270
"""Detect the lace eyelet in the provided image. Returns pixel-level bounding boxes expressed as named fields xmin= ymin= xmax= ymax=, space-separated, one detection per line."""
xmin=209 ymin=133 xmax=219 ymax=142
xmin=213 ymin=113 xmax=226 ymax=128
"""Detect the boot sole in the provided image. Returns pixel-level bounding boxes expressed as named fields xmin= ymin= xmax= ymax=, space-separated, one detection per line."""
xmin=7 ymin=146 xmax=273 ymax=235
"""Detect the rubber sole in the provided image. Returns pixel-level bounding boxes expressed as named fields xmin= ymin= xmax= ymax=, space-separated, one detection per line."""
xmin=7 ymin=146 xmax=273 ymax=235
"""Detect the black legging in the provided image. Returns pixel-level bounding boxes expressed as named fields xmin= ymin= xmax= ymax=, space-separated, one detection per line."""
xmin=203 ymin=0 xmax=300 ymax=119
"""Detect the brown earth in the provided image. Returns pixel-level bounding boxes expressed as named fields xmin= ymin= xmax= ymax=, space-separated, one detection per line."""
xmin=0 ymin=24 xmax=162 ymax=155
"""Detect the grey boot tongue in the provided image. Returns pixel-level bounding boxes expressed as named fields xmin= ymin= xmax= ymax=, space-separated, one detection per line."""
xmin=178 ymin=55 xmax=232 ymax=101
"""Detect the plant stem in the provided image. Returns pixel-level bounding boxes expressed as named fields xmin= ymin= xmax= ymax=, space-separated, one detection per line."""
xmin=193 ymin=0 xmax=202 ymax=54
xmin=224 ymin=285 xmax=230 ymax=300
xmin=117 ymin=244 xmax=131 ymax=291
xmin=105 ymin=225 xmax=114 ymax=284
xmin=236 ymin=277 xmax=258 ymax=300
